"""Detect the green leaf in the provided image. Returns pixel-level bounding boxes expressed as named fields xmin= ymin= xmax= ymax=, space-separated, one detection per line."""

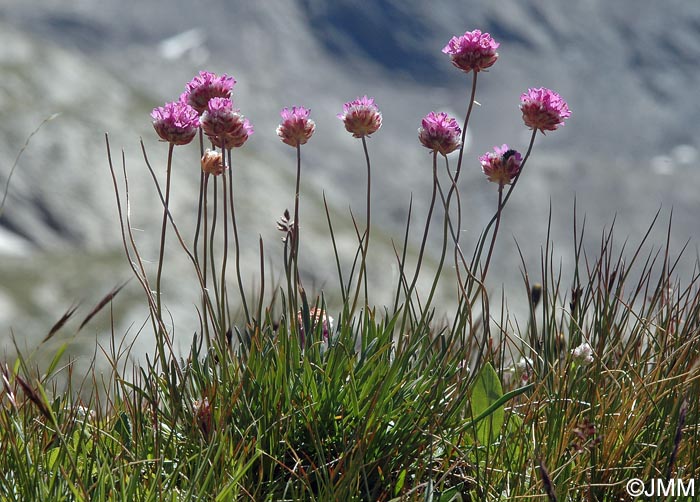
xmin=46 ymin=447 xmax=61 ymax=471
xmin=113 ymin=411 xmax=132 ymax=450
xmin=470 ymin=362 xmax=504 ymax=446
xmin=394 ymin=468 xmax=407 ymax=496
xmin=437 ymin=486 xmax=464 ymax=502
xmin=44 ymin=343 xmax=68 ymax=377
xmin=503 ymin=413 xmax=525 ymax=471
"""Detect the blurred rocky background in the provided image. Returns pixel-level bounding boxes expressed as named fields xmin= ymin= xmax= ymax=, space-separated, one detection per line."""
xmin=1 ymin=0 xmax=699 ymax=368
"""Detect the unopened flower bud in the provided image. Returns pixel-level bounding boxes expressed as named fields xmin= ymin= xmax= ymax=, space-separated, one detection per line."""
xmin=201 ymin=149 xmax=225 ymax=176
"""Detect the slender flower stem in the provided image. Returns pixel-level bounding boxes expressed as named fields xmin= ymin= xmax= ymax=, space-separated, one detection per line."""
xmin=156 ymin=143 xmax=175 ymax=320
xmin=292 ymin=144 xmax=302 ymax=319
xmin=447 ymin=72 xmax=478 ymax=314
xmin=256 ymin=236 xmax=265 ymax=328
xmin=350 ymin=136 xmax=372 ymax=315
xmin=392 ymin=195 xmax=413 ymax=315
xmin=202 ymin=174 xmax=210 ymax=289
xmin=209 ymin=174 xmax=220 ymax=309
xmin=481 ymin=186 xmax=504 ymax=283
xmin=284 ymin=229 xmax=294 ymax=330
xmin=362 ymin=136 xmax=371 ymax=305
xmin=202 ymin=172 xmax=210 ymax=343
xmin=220 ymin=164 xmax=229 ymax=338
xmin=454 ymin=71 xmax=478 ymax=183
xmin=463 ymin=128 xmax=539 ymax=309
xmin=449 ymin=71 xmax=478 ymax=272
xmin=419 ymin=156 xmax=453 ymax=326
xmin=400 ymin=151 xmax=439 ymax=330
xmin=228 ymin=149 xmax=251 ymax=325
xmin=193 ymin=173 xmax=205 ymax=258
xmin=193 ymin=129 xmax=205 ymax=267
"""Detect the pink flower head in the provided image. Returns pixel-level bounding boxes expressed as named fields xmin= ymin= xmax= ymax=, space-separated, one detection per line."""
xmin=515 ymin=356 xmax=535 ymax=384
xmin=480 ymin=144 xmax=522 ymax=187
xmin=184 ymin=71 xmax=236 ymax=114
xmin=277 ymin=106 xmax=315 ymax=147
xmin=418 ymin=112 xmax=462 ymax=156
xmin=337 ymin=95 xmax=382 ymax=138
xmin=151 ymin=101 xmax=199 ymax=145
xmin=520 ymin=87 xmax=571 ymax=133
xmin=442 ymin=29 xmax=499 ymax=74
xmin=200 ymin=97 xmax=253 ymax=149
xmin=571 ymin=342 xmax=594 ymax=365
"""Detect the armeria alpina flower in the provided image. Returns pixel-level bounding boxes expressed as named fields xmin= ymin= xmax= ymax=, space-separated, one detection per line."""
xmin=201 ymin=149 xmax=225 ymax=176
xmin=442 ymin=29 xmax=499 ymax=73
xmin=184 ymin=71 xmax=236 ymax=114
xmin=520 ymin=87 xmax=571 ymax=133
xmin=571 ymin=342 xmax=594 ymax=365
xmin=277 ymin=106 xmax=315 ymax=147
xmin=151 ymin=100 xmax=199 ymax=145
xmin=480 ymin=144 xmax=522 ymax=187
xmin=200 ymin=97 xmax=253 ymax=149
xmin=337 ymin=95 xmax=382 ymax=138
xmin=514 ymin=356 xmax=535 ymax=384
xmin=418 ymin=112 xmax=462 ymax=155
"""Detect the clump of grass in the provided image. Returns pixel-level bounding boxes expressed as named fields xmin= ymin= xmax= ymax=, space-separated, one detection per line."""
xmin=1 ymin=28 xmax=698 ymax=502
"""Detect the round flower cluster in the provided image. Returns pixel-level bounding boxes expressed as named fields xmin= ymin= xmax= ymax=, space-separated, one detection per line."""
xmin=200 ymin=97 xmax=253 ymax=149
xmin=337 ymin=96 xmax=382 ymax=138
xmin=277 ymin=106 xmax=316 ymax=147
xmin=151 ymin=70 xmax=254 ymax=149
xmin=480 ymin=144 xmax=522 ymax=187
xmin=571 ymin=342 xmax=594 ymax=365
xmin=520 ymin=87 xmax=572 ymax=133
xmin=151 ymin=101 xmax=200 ymax=145
xmin=185 ymin=71 xmax=236 ymax=114
xmin=442 ymin=29 xmax=500 ymax=74
xmin=418 ymin=112 xmax=462 ymax=156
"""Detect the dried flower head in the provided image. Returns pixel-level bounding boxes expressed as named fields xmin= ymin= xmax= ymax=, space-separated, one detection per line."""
xmin=193 ymin=397 xmax=213 ymax=438
xmin=338 ymin=95 xmax=382 ymax=138
xmin=201 ymin=149 xmax=225 ymax=176
xmin=480 ymin=144 xmax=522 ymax=187
xmin=297 ymin=307 xmax=334 ymax=346
xmin=185 ymin=71 xmax=236 ymax=114
xmin=571 ymin=342 xmax=594 ymax=365
xmin=200 ymin=97 xmax=253 ymax=149
xmin=277 ymin=106 xmax=315 ymax=147
xmin=520 ymin=87 xmax=571 ymax=133
xmin=418 ymin=112 xmax=462 ymax=156
xmin=570 ymin=419 xmax=600 ymax=452
xmin=530 ymin=283 xmax=543 ymax=308
xmin=276 ymin=209 xmax=295 ymax=245
xmin=554 ymin=332 xmax=567 ymax=355
xmin=442 ymin=29 xmax=499 ymax=73
xmin=151 ymin=100 xmax=200 ymax=145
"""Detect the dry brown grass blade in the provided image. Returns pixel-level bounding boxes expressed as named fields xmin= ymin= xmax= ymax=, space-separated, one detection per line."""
xmin=15 ymin=373 xmax=53 ymax=422
xmin=78 ymin=281 xmax=129 ymax=332
xmin=539 ymin=457 xmax=558 ymax=502
xmin=43 ymin=303 xmax=80 ymax=343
